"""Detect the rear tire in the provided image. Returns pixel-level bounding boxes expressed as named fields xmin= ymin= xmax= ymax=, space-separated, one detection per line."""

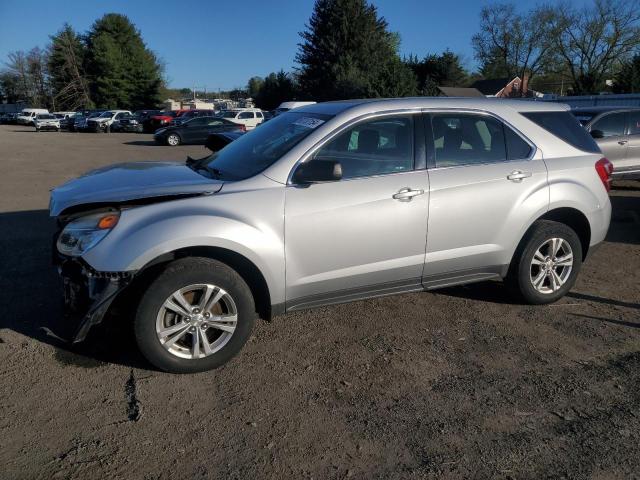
xmin=507 ymin=220 xmax=582 ymax=304
xmin=134 ymin=258 xmax=256 ymax=373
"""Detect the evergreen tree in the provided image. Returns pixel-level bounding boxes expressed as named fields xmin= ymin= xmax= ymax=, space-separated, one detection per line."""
xmin=85 ymin=13 xmax=162 ymax=109
xmin=48 ymin=24 xmax=92 ymax=110
xmin=406 ymin=51 xmax=469 ymax=96
xmin=296 ymin=0 xmax=416 ymax=100
xmin=614 ymin=54 xmax=640 ymax=93
xmin=254 ymin=70 xmax=299 ymax=110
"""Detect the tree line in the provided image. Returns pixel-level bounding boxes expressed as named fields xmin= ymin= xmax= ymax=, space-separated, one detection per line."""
xmin=0 ymin=13 xmax=163 ymax=111
xmin=249 ymin=0 xmax=640 ymax=110
xmin=2 ymin=0 xmax=640 ymax=112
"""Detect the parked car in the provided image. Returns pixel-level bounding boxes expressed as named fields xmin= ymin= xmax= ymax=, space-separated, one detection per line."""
xmin=0 ymin=113 xmax=18 ymax=124
xmin=17 ymin=108 xmax=49 ymax=125
xmin=34 ymin=113 xmax=61 ymax=131
xmin=154 ymin=116 xmax=245 ymax=146
xmin=169 ymin=109 xmax=217 ymax=127
xmin=87 ymin=110 xmax=132 ymax=132
xmin=73 ymin=111 xmax=104 ymax=132
xmin=54 ymin=112 xmax=79 ymax=129
xmin=60 ymin=112 xmax=83 ymax=131
xmin=571 ymin=106 xmax=640 ymax=179
xmin=144 ymin=109 xmax=191 ymax=133
xmin=49 ymin=98 xmax=612 ymax=373
xmin=219 ymin=108 xmax=264 ymax=130
xmin=273 ymin=101 xmax=316 ymax=116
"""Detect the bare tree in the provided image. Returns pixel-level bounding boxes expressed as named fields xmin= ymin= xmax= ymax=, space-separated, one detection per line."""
xmin=472 ymin=3 xmax=556 ymax=87
xmin=550 ymin=0 xmax=640 ymax=94
xmin=48 ymin=25 xmax=91 ymax=110
xmin=3 ymin=48 xmax=51 ymax=107
xmin=4 ymin=51 xmax=31 ymax=102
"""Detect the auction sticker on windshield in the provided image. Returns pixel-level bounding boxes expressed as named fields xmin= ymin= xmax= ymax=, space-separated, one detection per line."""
xmin=293 ymin=117 xmax=325 ymax=129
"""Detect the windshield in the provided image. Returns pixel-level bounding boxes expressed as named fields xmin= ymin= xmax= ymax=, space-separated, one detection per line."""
xmin=38 ymin=114 xmax=55 ymax=119
xmin=202 ymin=111 xmax=332 ymax=180
xmin=99 ymin=111 xmax=115 ymax=118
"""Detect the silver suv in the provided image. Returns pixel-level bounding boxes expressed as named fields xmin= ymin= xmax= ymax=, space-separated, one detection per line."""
xmin=50 ymin=98 xmax=612 ymax=373
xmin=572 ymin=106 xmax=640 ymax=179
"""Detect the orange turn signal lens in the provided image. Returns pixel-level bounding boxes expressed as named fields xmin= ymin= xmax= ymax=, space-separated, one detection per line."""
xmin=97 ymin=214 xmax=120 ymax=229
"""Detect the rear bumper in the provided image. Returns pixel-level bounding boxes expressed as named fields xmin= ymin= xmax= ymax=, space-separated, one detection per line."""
xmin=612 ymin=167 xmax=640 ymax=180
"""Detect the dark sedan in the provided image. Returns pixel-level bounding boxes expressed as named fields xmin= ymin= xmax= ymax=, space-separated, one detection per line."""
xmin=153 ymin=116 xmax=244 ymax=146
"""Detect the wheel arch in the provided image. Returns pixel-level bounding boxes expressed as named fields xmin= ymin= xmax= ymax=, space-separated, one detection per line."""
xmin=513 ymin=207 xmax=591 ymax=266
xmin=134 ymin=246 xmax=274 ymax=321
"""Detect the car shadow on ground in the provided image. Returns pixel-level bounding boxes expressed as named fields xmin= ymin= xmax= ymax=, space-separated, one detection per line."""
xmin=122 ymin=140 xmax=159 ymax=146
xmin=0 ymin=209 xmax=149 ymax=370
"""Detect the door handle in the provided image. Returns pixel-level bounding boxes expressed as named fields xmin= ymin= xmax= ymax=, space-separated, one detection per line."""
xmin=506 ymin=170 xmax=532 ymax=182
xmin=392 ymin=187 xmax=425 ymax=202
xmin=618 ymin=140 xmax=628 ymax=145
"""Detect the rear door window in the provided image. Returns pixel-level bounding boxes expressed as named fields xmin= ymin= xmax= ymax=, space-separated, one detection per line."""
xmin=591 ymin=112 xmax=626 ymax=137
xmin=522 ymin=111 xmax=600 ymax=154
xmin=430 ymin=113 xmax=507 ymax=167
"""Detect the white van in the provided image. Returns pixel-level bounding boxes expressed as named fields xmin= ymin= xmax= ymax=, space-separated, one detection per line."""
xmin=274 ymin=101 xmax=316 ymax=116
xmin=219 ymin=108 xmax=264 ymax=130
xmin=17 ymin=108 xmax=49 ymax=125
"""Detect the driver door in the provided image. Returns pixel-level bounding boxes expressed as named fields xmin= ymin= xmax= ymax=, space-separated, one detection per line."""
xmin=284 ymin=114 xmax=429 ymax=309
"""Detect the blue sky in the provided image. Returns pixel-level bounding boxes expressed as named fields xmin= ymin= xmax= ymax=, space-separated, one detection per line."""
xmin=0 ymin=0 xmax=586 ymax=90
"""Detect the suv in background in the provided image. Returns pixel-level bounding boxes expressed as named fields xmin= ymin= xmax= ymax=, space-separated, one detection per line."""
xmin=113 ymin=110 xmax=160 ymax=133
xmin=34 ymin=113 xmax=61 ymax=131
xmin=219 ymin=108 xmax=264 ymax=130
xmin=145 ymin=109 xmax=191 ymax=132
xmin=572 ymin=106 xmax=640 ymax=179
xmin=87 ymin=110 xmax=132 ymax=132
xmin=50 ymin=98 xmax=611 ymax=373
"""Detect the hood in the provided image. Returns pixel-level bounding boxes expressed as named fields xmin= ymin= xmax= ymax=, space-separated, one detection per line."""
xmin=50 ymin=161 xmax=223 ymax=216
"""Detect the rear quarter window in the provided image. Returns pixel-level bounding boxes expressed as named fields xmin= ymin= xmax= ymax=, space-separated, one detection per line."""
xmin=522 ymin=111 xmax=600 ymax=154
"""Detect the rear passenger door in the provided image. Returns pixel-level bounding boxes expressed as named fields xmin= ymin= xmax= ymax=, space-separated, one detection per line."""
xmin=623 ymin=110 xmax=640 ymax=172
xmin=423 ymin=111 xmax=548 ymax=283
xmin=589 ymin=112 xmax=628 ymax=165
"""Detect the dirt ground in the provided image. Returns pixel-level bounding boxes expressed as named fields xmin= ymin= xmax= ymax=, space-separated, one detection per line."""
xmin=0 ymin=124 xmax=638 ymax=480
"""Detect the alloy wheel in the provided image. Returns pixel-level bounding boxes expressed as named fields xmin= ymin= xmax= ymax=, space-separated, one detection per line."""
xmin=155 ymin=283 xmax=238 ymax=359
xmin=529 ymin=237 xmax=574 ymax=294
xmin=167 ymin=134 xmax=179 ymax=146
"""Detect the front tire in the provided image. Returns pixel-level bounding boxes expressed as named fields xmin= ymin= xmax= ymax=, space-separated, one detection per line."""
xmin=134 ymin=258 xmax=256 ymax=373
xmin=507 ymin=220 xmax=582 ymax=304
xmin=166 ymin=133 xmax=181 ymax=146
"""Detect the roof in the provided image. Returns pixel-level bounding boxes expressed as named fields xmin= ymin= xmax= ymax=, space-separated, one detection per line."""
xmin=298 ymin=97 xmax=569 ymax=116
xmin=470 ymin=78 xmax=511 ymax=96
xmin=437 ymin=87 xmax=485 ymax=97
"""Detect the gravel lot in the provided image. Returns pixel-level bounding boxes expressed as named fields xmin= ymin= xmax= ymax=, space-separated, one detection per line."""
xmin=0 ymin=123 xmax=639 ymax=479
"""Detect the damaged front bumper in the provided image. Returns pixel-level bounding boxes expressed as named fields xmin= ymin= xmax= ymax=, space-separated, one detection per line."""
xmin=56 ymin=255 xmax=134 ymax=343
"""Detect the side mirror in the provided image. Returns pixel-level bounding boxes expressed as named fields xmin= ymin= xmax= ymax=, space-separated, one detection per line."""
xmin=590 ymin=129 xmax=604 ymax=139
xmin=293 ymin=160 xmax=342 ymax=184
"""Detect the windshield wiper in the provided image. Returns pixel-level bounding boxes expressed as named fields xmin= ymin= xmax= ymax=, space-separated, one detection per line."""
xmin=186 ymin=156 xmax=225 ymax=179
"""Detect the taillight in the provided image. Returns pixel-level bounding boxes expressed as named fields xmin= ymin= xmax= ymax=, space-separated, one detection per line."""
xmin=595 ymin=157 xmax=613 ymax=192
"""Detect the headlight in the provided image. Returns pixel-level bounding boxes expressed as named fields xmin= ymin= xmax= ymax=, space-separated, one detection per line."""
xmin=57 ymin=212 xmax=120 ymax=257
